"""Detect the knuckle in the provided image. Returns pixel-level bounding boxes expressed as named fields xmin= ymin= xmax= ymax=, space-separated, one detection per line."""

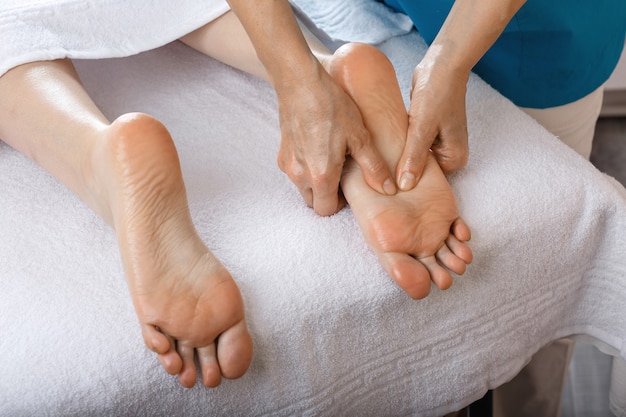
xmin=364 ymin=155 xmax=388 ymax=177
xmin=290 ymin=164 xmax=307 ymax=184
xmin=309 ymin=171 xmax=333 ymax=194
xmin=309 ymin=161 xmax=342 ymax=190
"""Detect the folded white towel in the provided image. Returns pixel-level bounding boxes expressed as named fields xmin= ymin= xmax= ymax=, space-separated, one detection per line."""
xmin=1 ymin=0 xmax=412 ymax=78
xmin=0 ymin=0 xmax=230 ymax=76
xmin=291 ymin=0 xmax=414 ymax=47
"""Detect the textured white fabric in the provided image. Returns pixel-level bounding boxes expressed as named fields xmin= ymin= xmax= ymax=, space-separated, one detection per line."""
xmin=291 ymin=0 xmax=413 ymax=46
xmin=0 ymin=0 xmax=411 ymax=77
xmin=1 ymin=2 xmax=626 ymax=416
xmin=0 ymin=0 xmax=231 ymax=77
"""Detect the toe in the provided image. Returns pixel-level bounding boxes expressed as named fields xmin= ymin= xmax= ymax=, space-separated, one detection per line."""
xmin=177 ymin=341 xmax=198 ymax=388
xmin=419 ymin=255 xmax=454 ymax=291
xmin=197 ymin=344 xmax=222 ymax=387
xmin=216 ymin=320 xmax=254 ymax=380
xmin=156 ymin=332 xmax=182 ymax=375
xmin=379 ymin=251 xmax=432 ymax=299
xmin=446 ymin=234 xmax=473 ymax=264
xmin=451 ymin=218 xmax=471 ymax=242
xmin=149 ymin=329 xmax=183 ymax=376
xmin=158 ymin=350 xmax=183 ymax=376
xmin=141 ymin=324 xmax=170 ymax=354
xmin=435 ymin=243 xmax=467 ymax=275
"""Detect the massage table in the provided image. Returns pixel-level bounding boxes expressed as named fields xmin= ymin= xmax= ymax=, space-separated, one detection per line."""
xmin=1 ymin=1 xmax=625 ymax=415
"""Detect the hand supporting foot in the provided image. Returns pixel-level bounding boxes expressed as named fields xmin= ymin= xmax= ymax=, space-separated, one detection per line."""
xmin=327 ymin=43 xmax=472 ymax=299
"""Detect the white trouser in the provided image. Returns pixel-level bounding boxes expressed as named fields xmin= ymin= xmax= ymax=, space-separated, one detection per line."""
xmin=520 ymin=85 xmax=605 ymax=159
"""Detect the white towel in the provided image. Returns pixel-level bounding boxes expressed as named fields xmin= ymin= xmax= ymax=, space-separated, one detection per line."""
xmin=0 ymin=0 xmax=412 ymax=77
xmin=291 ymin=0 xmax=414 ymax=47
xmin=0 ymin=0 xmax=230 ymax=77
xmin=1 ymin=1 xmax=626 ymax=416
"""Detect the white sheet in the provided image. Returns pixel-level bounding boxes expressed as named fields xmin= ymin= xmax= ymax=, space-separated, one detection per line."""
xmin=1 ymin=2 xmax=626 ymax=416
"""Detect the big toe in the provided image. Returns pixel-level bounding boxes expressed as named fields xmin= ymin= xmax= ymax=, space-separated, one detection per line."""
xmin=379 ymin=251 xmax=432 ymax=299
xmin=216 ymin=320 xmax=254 ymax=380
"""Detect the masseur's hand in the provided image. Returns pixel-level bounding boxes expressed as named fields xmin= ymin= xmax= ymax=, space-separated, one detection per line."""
xmin=394 ymin=0 xmax=526 ymax=190
xmin=276 ymin=65 xmax=395 ymax=216
xmin=396 ymin=57 xmax=470 ymax=191
xmin=227 ymin=0 xmax=395 ymax=216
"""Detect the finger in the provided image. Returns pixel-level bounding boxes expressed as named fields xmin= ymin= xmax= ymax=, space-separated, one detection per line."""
xmin=337 ymin=187 xmax=347 ymax=210
xmin=432 ymin=122 xmax=469 ymax=174
xmin=299 ymin=186 xmax=314 ymax=209
xmin=312 ymin=191 xmax=343 ymax=216
xmin=310 ymin=173 xmax=343 ymax=217
xmin=349 ymin=131 xmax=396 ymax=196
xmin=284 ymin=164 xmax=344 ymax=215
xmin=277 ymin=152 xmax=314 ymax=209
xmin=428 ymin=115 xmax=468 ymax=174
xmin=396 ymin=122 xmax=432 ymax=191
xmin=197 ymin=344 xmax=222 ymax=388
xmin=176 ymin=341 xmax=198 ymax=389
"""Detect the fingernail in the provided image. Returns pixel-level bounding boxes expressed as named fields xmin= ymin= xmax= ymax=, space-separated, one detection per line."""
xmin=399 ymin=172 xmax=416 ymax=191
xmin=383 ymin=178 xmax=396 ymax=195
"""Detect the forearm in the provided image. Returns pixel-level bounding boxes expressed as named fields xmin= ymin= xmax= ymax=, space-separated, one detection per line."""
xmin=422 ymin=0 xmax=526 ymax=76
xmin=226 ymin=0 xmax=322 ymax=91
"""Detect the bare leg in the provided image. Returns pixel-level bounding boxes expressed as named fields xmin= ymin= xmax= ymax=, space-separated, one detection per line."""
xmin=180 ymin=10 xmax=332 ymax=81
xmin=328 ymin=44 xmax=472 ymax=299
xmin=0 ymin=60 xmax=253 ymax=388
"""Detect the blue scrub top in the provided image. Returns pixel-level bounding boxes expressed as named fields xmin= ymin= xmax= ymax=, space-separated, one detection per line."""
xmin=383 ymin=0 xmax=626 ymax=108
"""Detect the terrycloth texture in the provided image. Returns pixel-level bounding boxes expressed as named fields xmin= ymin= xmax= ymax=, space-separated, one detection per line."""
xmin=0 ymin=0 xmax=411 ymax=77
xmin=0 ymin=0 xmax=230 ymax=77
xmin=292 ymin=0 xmax=414 ymax=46
xmin=2 ymin=2 xmax=626 ymax=417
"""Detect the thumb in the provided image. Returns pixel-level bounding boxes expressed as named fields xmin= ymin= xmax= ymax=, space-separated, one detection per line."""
xmin=395 ymin=134 xmax=429 ymax=191
xmin=431 ymin=129 xmax=469 ymax=174
xmin=350 ymin=132 xmax=397 ymax=196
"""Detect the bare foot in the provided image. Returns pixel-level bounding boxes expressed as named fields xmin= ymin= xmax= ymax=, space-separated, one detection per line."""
xmin=327 ymin=43 xmax=472 ymax=299
xmin=88 ymin=113 xmax=253 ymax=387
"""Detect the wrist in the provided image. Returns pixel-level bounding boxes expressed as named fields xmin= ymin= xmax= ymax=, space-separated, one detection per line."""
xmin=417 ymin=47 xmax=471 ymax=87
xmin=266 ymin=52 xmax=322 ymax=93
